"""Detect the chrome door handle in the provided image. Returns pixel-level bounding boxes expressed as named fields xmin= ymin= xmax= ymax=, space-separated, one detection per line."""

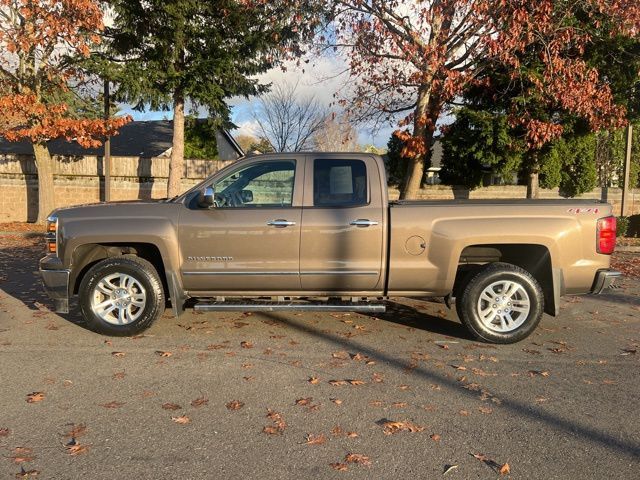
xmin=267 ymin=219 xmax=296 ymax=227
xmin=350 ymin=219 xmax=379 ymax=227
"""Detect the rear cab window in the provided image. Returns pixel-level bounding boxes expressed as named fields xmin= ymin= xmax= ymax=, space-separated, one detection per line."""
xmin=313 ymin=159 xmax=368 ymax=207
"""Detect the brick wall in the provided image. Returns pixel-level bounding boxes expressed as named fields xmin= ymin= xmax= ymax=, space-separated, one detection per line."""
xmin=1 ymin=154 xmax=639 ymax=222
xmin=0 ymin=154 xmax=234 ymax=222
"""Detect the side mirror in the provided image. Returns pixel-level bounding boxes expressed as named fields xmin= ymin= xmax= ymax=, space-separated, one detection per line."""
xmin=198 ymin=186 xmax=216 ymax=208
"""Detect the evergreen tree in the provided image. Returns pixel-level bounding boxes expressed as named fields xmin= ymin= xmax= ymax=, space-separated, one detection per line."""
xmin=109 ymin=0 xmax=319 ymax=196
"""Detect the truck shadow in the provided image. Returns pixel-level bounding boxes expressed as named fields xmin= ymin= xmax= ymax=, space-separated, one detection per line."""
xmin=259 ymin=311 xmax=640 ymax=461
xmin=366 ymin=300 xmax=473 ymax=340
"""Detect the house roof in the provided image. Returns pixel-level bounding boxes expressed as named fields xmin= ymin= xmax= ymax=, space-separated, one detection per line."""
xmin=0 ymin=120 xmax=244 ymax=158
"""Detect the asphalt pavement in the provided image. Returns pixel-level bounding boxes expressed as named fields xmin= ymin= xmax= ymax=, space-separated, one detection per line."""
xmin=0 ymin=236 xmax=638 ymax=479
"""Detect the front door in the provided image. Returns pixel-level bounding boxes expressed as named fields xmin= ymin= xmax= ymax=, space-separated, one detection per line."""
xmin=179 ymin=158 xmax=303 ymax=293
xmin=300 ymin=157 xmax=385 ymax=292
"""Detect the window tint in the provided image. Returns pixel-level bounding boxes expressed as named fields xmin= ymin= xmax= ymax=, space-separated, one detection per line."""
xmin=212 ymin=160 xmax=295 ymax=208
xmin=313 ymin=159 xmax=367 ymax=207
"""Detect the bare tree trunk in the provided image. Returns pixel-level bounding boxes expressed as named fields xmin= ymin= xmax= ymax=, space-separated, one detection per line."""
xmin=167 ymin=92 xmax=185 ymax=198
xmin=525 ymin=150 xmax=541 ymax=199
xmin=33 ymin=141 xmax=56 ymax=224
xmin=400 ymin=87 xmax=435 ymax=200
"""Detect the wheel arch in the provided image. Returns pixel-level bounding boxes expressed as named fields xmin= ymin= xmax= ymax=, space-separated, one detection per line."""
xmin=453 ymin=243 xmax=558 ymax=316
xmin=69 ymin=242 xmax=184 ymax=316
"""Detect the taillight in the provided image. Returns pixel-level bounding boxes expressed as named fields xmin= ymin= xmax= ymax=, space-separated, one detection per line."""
xmin=596 ymin=216 xmax=616 ymax=255
xmin=46 ymin=215 xmax=58 ymax=255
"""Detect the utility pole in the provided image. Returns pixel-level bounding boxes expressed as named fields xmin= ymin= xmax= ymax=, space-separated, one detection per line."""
xmin=104 ymin=78 xmax=111 ymax=202
xmin=621 ymin=124 xmax=632 ymax=217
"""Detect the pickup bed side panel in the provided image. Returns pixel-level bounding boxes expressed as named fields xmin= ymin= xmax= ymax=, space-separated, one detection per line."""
xmin=387 ymin=203 xmax=613 ymax=296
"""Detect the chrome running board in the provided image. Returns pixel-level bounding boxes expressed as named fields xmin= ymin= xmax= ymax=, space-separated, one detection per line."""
xmin=193 ymin=301 xmax=386 ymax=313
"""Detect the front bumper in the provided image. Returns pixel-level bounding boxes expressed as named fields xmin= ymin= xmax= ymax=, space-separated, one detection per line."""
xmin=39 ymin=255 xmax=70 ymax=313
xmin=591 ymin=269 xmax=621 ymax=294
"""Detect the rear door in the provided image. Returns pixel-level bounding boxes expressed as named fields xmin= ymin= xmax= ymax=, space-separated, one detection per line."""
xmin=179 ymin=157 xmax=303 ymax=293
xmin=299 ymin=156 xmax=385 ymax=292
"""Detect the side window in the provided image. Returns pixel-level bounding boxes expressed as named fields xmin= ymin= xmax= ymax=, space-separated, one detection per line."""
xmin=212 ymin=160 xmax=296 ymax=208
xmin=313 ymin=159 xmax=367 ymax=207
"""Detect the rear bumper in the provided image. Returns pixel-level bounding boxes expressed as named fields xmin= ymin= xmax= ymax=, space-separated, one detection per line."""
xmin=39 ymin=255 xmax=70 ymax=313
xmin=590 ymin=269 xmax=621 ymax=294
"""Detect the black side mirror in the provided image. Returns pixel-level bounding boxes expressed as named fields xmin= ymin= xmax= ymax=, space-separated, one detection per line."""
xmin=198 ymin=186 xmax=216 ymax=208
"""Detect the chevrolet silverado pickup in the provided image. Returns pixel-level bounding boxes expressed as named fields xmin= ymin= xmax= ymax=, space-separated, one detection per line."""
xmin=40 ymin=153 xmax=620 ymax=343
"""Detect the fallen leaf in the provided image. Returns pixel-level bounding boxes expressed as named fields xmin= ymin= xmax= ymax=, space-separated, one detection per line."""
xmin=65 ymin=444 xmax=89 ymax=456
xmin=15 ymin=466 xmax=40 ymax=478
xmin=226 ymin=400 xmax=244 ymax=410
xmin=112 ymin=371 xmax=126 ymax=380
xmin=0 ymin=427 xmax=10 ymax=437
xmin=100 ymin=401 xmax=125 ymax=409
xmin=459 ymin=410 xmax=470 ymax=416
xmin=329 ymin=380 xmax=348 ymax=386
xmin=330 ymin=463 xmax=348 ymax=471
xmin=332 ymin=351 xmax=349 ymax=359
xmin=331 ymin=398 xmax=343 ymax=405
xmin=171 ymin=415 xmax=190 ymax=424
xmin=240 ymin=341 xmax=254 ymax=349
xmin=431 ymin=433 xmax=441 ymax=441
xmin=263 ymin=409 xmax=286 ymax=434
xmin=382 ymin=420 xmax=425 ymax=435
xmin=26 ymin=392 xmax=45 ymax=403
xmin=345 ymin=453 xmax=371 ymax=466
xmin=528 ymin=370 xmax=550 ymax=377
xmin=499 ymin=463 xmax=511 ymax=475
xmin=191 ymin=397 xmax=209 ymax=408
xmin=308 ymin=377 xmax=320 ymax=384
xmin=155 ymin=351 xmax=173 ymax=357
xmin=522 ymin=348 xmax=541 ymax=355
xmin=348 ymin=379 xmax=365 ymax=386
xmin=478 ymin=406 xmax=493 ymax=414
xmin=11 ymin=447 xmax=33 ymax=463
xmin=304 ymin=433 xmax=326 ymax=445
xmin=295 ymin=397 xmax=313 ymax=406
xmin=161 ymin=403 xmax=181 ymax=410
xmin=391 ymin=402 xmax=407 ymax=408
xmin=111 ymin=352 xmax=125 ymax=358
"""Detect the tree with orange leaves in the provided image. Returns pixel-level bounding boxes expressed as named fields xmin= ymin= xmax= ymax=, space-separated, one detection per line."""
xmin=330 ymin=0 xmax=640 ymax=199
xmin=0 ymin=0 xmax=130 ymax=223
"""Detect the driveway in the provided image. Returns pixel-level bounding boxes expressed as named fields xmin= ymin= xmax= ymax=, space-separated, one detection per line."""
xmin=1 ymin=235 xmax=639 ymax=479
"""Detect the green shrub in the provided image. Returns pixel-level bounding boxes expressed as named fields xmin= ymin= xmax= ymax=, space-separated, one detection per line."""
xmin=617 ymin=216 xmax=630 ymax=237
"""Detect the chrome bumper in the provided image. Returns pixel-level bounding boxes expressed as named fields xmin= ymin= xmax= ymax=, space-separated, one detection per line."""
xmin=591 ymin=269 xmax=621 ymax=294
xmin=39 ymin=255 xmax=70 ymax=313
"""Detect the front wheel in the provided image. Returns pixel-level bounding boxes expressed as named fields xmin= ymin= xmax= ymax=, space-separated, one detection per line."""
xmin=457 ymin=263 xmax=544 ymax=344
xmin=78 ymin=256 xmax=165 ymax=336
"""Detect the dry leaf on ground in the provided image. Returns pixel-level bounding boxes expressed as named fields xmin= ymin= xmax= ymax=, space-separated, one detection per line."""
xmin=382 ymin=420 xmax=425 ymax=435
xmin=345 ymin=453 xmax=371 ymax=466
xmin=26 ymin=392 xmax=44 ymax=403
xmin=295 ymin=397 xmax=313 ymax=406
xmin=191 ymin=397 xmax=209 ymax=408
xmin=0 ymin=427 xmax=10 ymax=437
xmin=226 ymin=400 xmax=244 ymax=410
xmin=111 ymin=352 xmax=125 ymax=357
xmin=171 ymin=415 xmax=190 ymax=425
xmin=162 ymin=403 xmax=181 ymax=410
xmin=308 ymin=377 xmax=320 ymax=384
xmin=15 ymin=466 xmax=40 ymax=478
xmin=155 ymin=351 xmax=173 ymax=357
xmin=100 ymin=401 xmax=125 ymax=409
xmin=330 ymin=463 xmax=348 ymax=471
xmin=240 ymin=341 xmax=254 ymax=349
xmin=304 ymin=433 xmax=326 ymax=445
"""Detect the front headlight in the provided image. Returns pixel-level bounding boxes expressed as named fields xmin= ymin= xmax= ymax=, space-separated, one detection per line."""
xmin=46 ymin=215 xmax=58 ymax=255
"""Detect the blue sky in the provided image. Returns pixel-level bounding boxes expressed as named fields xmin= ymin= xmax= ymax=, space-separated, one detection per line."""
xmin=117 ymin=58 xmax=396 ymax=149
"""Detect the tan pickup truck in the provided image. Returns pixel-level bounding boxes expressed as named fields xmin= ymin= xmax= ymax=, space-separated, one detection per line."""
xmin=40 ymin=153 xmax=620 ymax=343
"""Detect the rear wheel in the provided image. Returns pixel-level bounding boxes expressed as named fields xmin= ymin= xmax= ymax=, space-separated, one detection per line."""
xmin=457 ymin=262 xmax=543 ymax=344
xmin=78 ymin=256 xmax=165 ymax=336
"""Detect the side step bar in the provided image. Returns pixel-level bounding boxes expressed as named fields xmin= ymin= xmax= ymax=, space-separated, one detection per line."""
xmin=193 ymin=301 xmax=386 ymax=313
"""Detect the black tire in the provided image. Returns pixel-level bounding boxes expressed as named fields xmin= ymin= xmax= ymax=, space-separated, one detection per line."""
xmin=457 ymin=262 xmax=544 ymax=344
xmin=78 ymin=256 xmax=165 ymax=336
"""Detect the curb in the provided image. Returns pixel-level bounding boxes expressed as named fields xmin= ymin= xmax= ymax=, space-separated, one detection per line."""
xmin=616 ymin=246 xmax=640 ymax=253
xmin=0 ymin=231 xmax=44 ymax=237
